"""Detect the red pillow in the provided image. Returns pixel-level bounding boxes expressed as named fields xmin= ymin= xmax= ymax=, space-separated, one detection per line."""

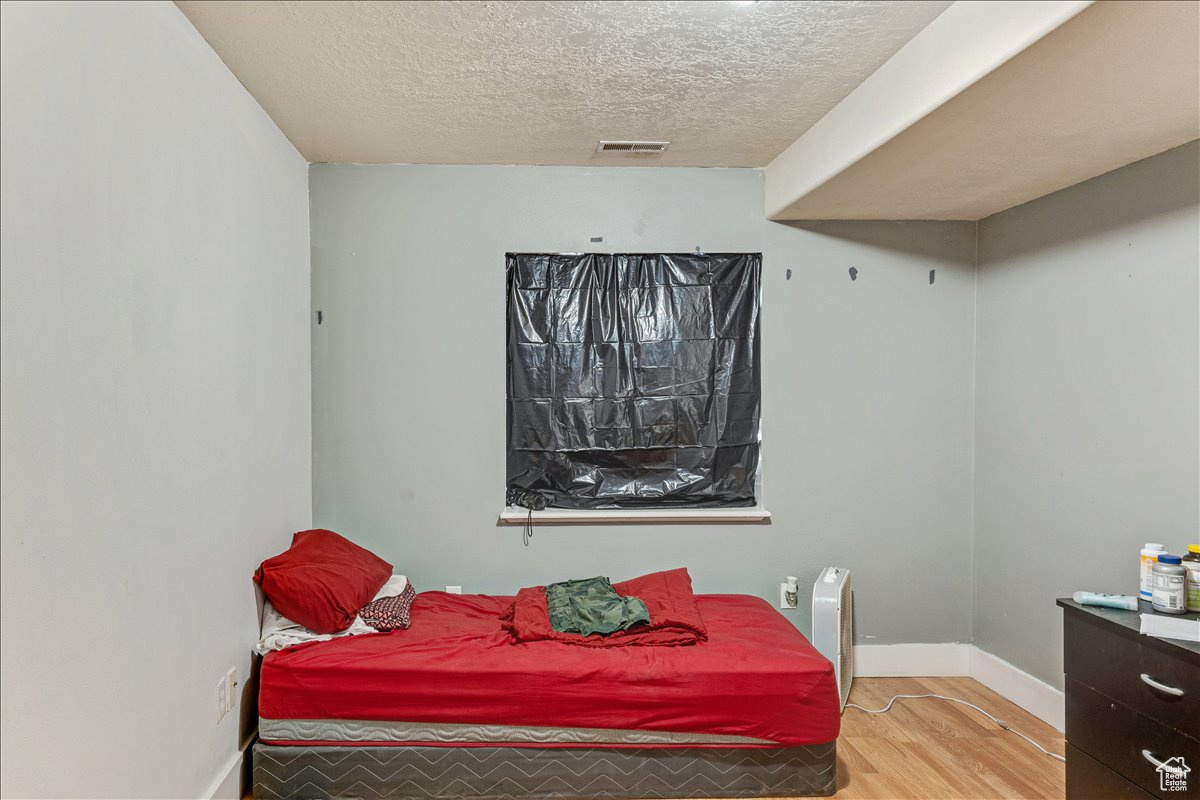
xmin=254 ymin=529 xmax=392 ymax=634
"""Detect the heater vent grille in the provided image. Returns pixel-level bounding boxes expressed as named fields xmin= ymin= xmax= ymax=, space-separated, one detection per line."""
xmin=597 ymin=140 xmax=671 ymax=153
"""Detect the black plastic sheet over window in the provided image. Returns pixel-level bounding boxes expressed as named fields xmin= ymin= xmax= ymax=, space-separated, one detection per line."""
xmin=506 ymin=253 xmax=761 ymax=509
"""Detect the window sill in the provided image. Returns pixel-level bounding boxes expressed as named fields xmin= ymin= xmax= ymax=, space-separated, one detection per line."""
xmin=497 ymin=506 xmax=771 ymax=525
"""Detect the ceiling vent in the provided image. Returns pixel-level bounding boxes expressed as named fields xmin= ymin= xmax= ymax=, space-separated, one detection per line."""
xmin=597 ymin=140 xmax=671 ymax=153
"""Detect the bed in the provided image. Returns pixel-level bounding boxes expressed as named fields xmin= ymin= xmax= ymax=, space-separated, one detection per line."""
xmin=253 ymin=590 xmax=840 ymax=799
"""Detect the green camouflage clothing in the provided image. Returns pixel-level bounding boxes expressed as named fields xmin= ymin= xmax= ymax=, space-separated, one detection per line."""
xmin=544 ymin=576 xmax=650 ymax=636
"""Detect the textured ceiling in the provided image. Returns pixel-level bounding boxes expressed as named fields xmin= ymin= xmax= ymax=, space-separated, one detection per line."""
xmin=176 ymin=0 xmax=951 ymax=166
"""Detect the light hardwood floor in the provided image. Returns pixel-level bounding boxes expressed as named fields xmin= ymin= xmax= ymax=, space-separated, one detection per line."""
xmin=832 ymin=676 xmax=1065 ymax=799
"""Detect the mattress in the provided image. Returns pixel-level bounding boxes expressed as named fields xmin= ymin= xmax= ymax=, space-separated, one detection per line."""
xmin=259 ymin=592 xmax=840 ymax=748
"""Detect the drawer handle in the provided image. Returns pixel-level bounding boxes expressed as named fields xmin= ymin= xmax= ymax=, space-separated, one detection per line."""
xmin=1139 ymin=673 xmax=1184 ymax=697
xmin=1143 ymin=750 xmax=1187 ymax=776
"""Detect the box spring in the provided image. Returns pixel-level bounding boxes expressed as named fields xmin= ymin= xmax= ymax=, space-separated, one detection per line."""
xmin=252 ymin=741 xmax=837 ymax=799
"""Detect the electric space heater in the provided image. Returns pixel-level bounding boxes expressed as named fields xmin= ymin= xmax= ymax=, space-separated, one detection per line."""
xmin=811 ymin=567 xmax=853 ymax=710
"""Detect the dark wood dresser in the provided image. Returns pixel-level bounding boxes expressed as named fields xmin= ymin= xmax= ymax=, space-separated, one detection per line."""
xmin=1058 ymin=598 xmax=1199 ymax=799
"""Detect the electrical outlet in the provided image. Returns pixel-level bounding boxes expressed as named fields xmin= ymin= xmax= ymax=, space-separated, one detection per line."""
xmin=225 ymin=667 xmax=238 ymax=715
xmin=215 ymin=676 xmax=227 ymax=723
xmin=445 ymin=585 xmax=462 ymax=594
xmin=780 ymin=582 xmax=799 ymax=610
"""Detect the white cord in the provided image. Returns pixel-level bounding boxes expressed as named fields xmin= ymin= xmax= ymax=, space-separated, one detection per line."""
xmin=845 ymin=694 xmax=1066 ymax=763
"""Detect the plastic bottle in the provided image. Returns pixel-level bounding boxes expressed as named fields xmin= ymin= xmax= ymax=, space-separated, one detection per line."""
xmin=1151 ymin=555 xmax=1187 ymax=614
xmin=1182 ymin=544 xmax=1200 ymax=613
xmin=1140 ymin=543 xmax=1167 ymax=601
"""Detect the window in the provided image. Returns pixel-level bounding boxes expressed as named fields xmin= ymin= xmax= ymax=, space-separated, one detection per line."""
xmin=506 ymin=252 xmax=761 ymax=510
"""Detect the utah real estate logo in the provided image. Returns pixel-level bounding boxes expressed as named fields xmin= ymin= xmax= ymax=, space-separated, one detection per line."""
xmin=1156 ymin=755 xmax=1190 ymax=793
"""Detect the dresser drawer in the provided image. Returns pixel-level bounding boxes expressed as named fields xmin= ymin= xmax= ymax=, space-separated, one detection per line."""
xmin=1067 ymin=744 xmax=1158 ymax=800
xmin=1066 ymin=679 xmax=1200 ymax=798
xmin=1064 ymin=610 xmax=1200 ymax=734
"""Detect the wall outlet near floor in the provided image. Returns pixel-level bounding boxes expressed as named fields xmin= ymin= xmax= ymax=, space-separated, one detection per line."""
xmin=215 ymin=667 xmax=237 ymax=723
xmin=445 ymin=585 xmax=462 ymax=594
xmin=225 ymin=667 xmax=238 ymax=715
xmin=780 ymin=582 xmax=799 ymax=610
xmin=215 ymin=676 xmax=227 ymax=723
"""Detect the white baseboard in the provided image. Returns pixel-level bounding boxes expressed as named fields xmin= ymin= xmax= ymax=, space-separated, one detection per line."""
xmin=203 ymin=751 xmax=243 ymax=800
xmin=852 ymin=643 xmax=1064 ymax=732
xmin=968 ymin=646 xmax=1064 ymax=732
xmin=854 ymin=643 xmax=971 ymax=677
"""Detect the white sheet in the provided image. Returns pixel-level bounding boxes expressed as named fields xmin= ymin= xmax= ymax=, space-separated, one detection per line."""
xmin=256 ymin=574 xmax=409 ymax=654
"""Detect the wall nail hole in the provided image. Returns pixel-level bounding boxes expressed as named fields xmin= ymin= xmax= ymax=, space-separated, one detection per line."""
xmin=316 ymin=310 xmax=323 ymax=325
xmin=848 ymin=267 xmax=858 ymax=281
xmin=785 ymin=269 xmax=792 ymax=281
xmin=929 ymin=269 xmax=936 ymax=285
xmin=590 ymin=236 xmax=603 ymax=243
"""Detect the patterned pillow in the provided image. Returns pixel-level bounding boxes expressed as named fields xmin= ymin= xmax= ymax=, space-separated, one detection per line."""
xmin=359 ymin=582 xmax=416 ymax=631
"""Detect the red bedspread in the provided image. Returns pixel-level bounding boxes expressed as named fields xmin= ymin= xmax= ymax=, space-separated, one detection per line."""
xmin=501 ymin=567 xmax=708 ymax=647
xmin=260 ymin=592 xmax=840 ymax=747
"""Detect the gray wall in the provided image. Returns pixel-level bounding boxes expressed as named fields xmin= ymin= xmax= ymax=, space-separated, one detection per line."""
xmin=0 ymin=3 xmax=311 ymax=797
xmin=310 ymin=164 xmax=977 ymax=644
xmin=973 ymin=141 xmax=1200 ymax=689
